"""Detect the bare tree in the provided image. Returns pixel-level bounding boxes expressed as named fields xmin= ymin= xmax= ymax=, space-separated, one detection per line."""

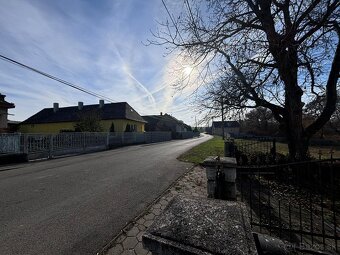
xmin=152 ymin=0 xmax=340 ymax=160
xmin=304 ymin=92 xmax=340 ymax=135
xmin=197 ymin=73 xmax=256 ymax=122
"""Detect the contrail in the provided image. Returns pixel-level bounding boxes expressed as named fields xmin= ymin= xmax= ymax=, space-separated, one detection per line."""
xmin=113 ymin=44 xmax=156 ymax=106
xmin=124 ymin=70 xmax=156 ymax=105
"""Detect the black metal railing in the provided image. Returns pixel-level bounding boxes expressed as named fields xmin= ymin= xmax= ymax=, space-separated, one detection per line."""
xmin=237 ymin=159 xmax=340 ymax=254
xmin=235 ymin=136 xmax=276 ymax=156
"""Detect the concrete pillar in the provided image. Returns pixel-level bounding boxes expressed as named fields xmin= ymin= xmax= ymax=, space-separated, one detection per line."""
xmin=224 ymin=138 xmax=235 ymax=157
xmin=203 ymin=156 xmax=237 ymax=200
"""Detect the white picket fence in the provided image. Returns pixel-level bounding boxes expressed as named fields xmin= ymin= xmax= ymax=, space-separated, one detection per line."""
xmin=0 ymin=132 xmax=173 ymax=160
xmin=0 ymin=134 xmax=21 ymax=154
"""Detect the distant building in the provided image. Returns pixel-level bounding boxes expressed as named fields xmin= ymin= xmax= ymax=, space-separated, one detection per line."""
xmin=20 ymin=100 xmax=146 ymax=133
xmin=142 ymin=113 xmax=191 ymax=138
xmin=211 ymin=121 xmax=240 ymax=137
xmin=0 ymin=93 xmax=15 ymax=133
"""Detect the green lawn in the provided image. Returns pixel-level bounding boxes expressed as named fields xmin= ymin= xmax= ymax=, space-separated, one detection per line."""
xmin=178 ymin=136 xmax=340 ymax=164
xmin=177 ymin=136 xmax=224 ymax=164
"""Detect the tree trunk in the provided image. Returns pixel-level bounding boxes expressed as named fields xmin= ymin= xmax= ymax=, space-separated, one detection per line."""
xmin=284 ymin=83 xmax=308 ymax=160
xmin=221 ymin=99 xmax=225 ymax=140
xmin=286 ymin=128 xmax=309 ymax=160
xmin=278 ymin=45 xmax=308 ymax=160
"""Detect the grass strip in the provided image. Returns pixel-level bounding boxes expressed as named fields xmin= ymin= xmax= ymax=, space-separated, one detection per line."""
xmin=179 ymin=135 xmax=339 ymax=164
xmin=178 ymin=136 xmax=224 ymax=164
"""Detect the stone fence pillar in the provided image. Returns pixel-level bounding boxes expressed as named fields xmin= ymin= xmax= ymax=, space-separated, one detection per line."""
xmin=203 ymin=156 xmax=237 ymax=200
xmin=224 ymin=138 xmax=235 ymax=157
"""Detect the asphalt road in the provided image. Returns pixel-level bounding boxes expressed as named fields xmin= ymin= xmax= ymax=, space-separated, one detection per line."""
xmin=0 ymin=134 xmax=212 ymax=255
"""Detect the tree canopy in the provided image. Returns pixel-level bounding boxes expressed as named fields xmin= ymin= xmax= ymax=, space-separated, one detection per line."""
xmin=153 ymin=0 xmax=340 ymax=159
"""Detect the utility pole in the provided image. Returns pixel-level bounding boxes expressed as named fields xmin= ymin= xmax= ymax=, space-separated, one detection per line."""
xmin=221 ymin=97 xmax=225 ymax=140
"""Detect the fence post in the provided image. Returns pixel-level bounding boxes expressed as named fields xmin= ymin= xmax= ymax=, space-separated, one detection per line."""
xmin=23 ymin=134 xmax=28 ymax=155
xmin=272 ymin=138 xmax=276 ymax=161
xmin=224 ymin=138 xmax=235 ymax=157
xmin=106 ymin=132 xmax=110 ymax=149
xmin=48 ymin=134 xmax=53 ymax=159
xmin=83 ymin=133 xmax=86 ymax=152
xmin=203 ymin=156 xmax=237 ymax=200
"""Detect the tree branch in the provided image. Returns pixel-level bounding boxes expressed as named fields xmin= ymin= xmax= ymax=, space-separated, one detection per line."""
xmin=305 ymin=28 xmax=340 ymax=138
xmin=297 ymin=1 xmax=339 ymax=44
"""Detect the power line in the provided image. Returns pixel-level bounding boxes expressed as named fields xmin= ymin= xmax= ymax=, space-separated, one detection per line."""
xmin=0 ymin=54 xmax=117 ymax=103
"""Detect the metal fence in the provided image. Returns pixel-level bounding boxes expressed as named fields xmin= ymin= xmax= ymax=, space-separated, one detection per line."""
xmin=0 ymin=132 xmax=173 ymax=160
xmin=237 ymin=159 xmax=340 ymax=254
xmin=234 ymin=136 xmax=276 ymax=156
xmin=0 ymin=134 xmax=20 ymax=154
xmin=0 ymin=133 xmax=21 ymax=154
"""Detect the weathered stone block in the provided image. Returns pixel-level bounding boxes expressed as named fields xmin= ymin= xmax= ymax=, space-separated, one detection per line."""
xmin=142 ymin=195 xmax=257 ymax=255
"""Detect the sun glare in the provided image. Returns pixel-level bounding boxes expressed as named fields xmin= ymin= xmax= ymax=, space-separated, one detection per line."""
xmin=183 ymin=65 xmax=193 ymax=76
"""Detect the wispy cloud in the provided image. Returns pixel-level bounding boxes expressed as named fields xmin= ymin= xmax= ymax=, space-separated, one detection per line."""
xmin=0 ymin=0 xmax=202 ymax=125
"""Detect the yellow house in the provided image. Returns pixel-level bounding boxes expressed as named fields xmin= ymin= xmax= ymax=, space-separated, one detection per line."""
xmin=20 ymin=100 xmax=146 ymax=133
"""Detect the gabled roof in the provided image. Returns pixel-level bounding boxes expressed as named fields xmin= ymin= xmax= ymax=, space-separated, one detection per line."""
xmin=22 ymin=102 xmax=146 ymax=124
xmin=142 ymin=114 xmax=190 ymax=131
xmin=142 ymin=114 xmax=186 ymax=126
xmin=212 ymin=121 xmax=240 ymax=128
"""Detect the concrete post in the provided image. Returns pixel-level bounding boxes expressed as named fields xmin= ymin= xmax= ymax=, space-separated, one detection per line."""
xmin=203 ymin=156 xmax=237 ymax=200
xmin=106 ymin=132 xmax=110 ymax=149
xmin=48 ymin=134 xmax=53 ymax=159
xmin=82 ymin=133 xmax=86 ymax=152
xmin=23 ymin=134 xmax=28 ymax=154
xmin=224 ymin=138 xmax=235 ymax=157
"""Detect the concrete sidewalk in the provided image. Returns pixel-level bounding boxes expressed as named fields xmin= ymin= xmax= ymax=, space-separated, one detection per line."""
xmin=103 ymin=166 xmax=207 ymax=255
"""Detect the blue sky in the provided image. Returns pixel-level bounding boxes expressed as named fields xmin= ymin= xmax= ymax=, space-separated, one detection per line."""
xmin=0 ymin=0 xmax=200 ymax=125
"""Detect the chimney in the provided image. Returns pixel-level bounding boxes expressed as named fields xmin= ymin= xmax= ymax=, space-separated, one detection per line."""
xmin=99 ymin=99 xmax=104 ymax=108
xmin=78 ymin=102 xmax=83 ymax=110
xmin=53 ymin=103 xmax=59 ymax=113
xmin=160 ymin=112 xmax=163 ymax=116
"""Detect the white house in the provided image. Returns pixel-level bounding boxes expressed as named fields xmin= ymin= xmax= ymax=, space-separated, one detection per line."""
xmin=211 ymin=121 xmax=240 ymax=137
